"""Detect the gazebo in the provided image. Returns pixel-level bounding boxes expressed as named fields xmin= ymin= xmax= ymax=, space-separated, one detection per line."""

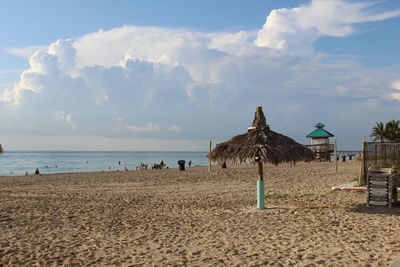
xmin=306 ymin=123 xmax=334 ymax=161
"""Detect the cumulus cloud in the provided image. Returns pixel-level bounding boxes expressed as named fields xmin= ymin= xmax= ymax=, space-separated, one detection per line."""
xmin=255 ymin=0 xmax=400 ymax=55
xmin=0 ymin=0 xmax=399 ymax=146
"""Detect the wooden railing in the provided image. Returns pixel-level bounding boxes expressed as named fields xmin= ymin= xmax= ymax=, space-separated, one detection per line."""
xmin=305 ymin=144 xmax=335 ymax=152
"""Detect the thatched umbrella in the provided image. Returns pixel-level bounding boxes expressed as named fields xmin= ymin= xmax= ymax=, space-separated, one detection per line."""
xmin=208 ymin=106 xmax=313 ymax=209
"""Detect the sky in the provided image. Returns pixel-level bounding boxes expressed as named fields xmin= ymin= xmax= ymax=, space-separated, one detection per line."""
xmin=0 ymin=0 xmax=400 ymax=151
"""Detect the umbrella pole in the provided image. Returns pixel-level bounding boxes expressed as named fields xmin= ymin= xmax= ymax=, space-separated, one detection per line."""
xmin=257 ymin=161 xmax=265 ymax=209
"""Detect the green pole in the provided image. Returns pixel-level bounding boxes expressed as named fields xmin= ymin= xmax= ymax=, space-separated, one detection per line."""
xmin=256 ymin=162 xmax=265 ymax=209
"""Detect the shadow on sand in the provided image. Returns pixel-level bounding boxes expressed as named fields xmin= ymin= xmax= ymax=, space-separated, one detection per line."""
xmin=349 ymin=203 xmax=400 ymax=215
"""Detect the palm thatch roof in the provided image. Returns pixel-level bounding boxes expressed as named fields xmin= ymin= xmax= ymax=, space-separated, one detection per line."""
xmin=208 ymin=107 xmax=313 ymax=165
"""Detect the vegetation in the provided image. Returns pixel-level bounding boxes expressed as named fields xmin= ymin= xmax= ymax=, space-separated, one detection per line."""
xmin=355 ymin=154 xmax=362 ymax=161
xmin=371 ymin=120 xmax=400 ymax=142
xmin=374 ymin=162 xmax=400 ymax=169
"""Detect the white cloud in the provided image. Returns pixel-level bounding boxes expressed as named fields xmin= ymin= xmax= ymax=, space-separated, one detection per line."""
xmin=55 ymin=111 xmax=76 ymax=130
xmin=168 ymin=126 xmax=181 ymax=133
xmin=0 ymin=87 xmax=21 ymax=105
xmin=391 ymin=80 xmax=400 ymax=91
xmin=389 ymin=79 xmax=400 ymax=101
xmin=255 ymin=0 xmax=400 ymax=55
xmin=127 ymin=122 xmax=159 ymax=132
xmin=48 ymin=39 xmax=76 ymax=75
xmin=390 ymin=93 xmax=400 ymax=101
xmin=7 ymin=45 xmax=48 ymax=58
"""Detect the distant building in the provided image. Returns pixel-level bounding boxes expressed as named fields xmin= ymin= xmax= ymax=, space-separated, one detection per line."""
xmin=306 ymin=123 xmax=334 ymax=161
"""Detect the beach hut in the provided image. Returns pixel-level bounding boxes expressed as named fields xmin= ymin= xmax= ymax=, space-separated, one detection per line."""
xmin=306 ymin=123 xmax=334 ymax=161
xmin=208 ymin=106 xmax=313 ymax=209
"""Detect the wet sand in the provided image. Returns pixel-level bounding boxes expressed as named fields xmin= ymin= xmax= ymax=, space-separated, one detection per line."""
xmin=1 ymin=161 xmax=400 ymax=266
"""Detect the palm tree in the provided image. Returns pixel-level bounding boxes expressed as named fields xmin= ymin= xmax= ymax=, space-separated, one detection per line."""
xmin=370 ymin=122 xmax=386 ymax=142
xmin=385 ymin=120 xmax=400 ymax=142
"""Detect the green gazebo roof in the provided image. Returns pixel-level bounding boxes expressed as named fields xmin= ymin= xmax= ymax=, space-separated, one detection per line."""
xmin=306 ymin=123 xmax=334 ymax=138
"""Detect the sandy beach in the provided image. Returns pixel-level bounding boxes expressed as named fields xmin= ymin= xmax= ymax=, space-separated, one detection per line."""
xmin=1 ymin=160 xmax=400 ymax=266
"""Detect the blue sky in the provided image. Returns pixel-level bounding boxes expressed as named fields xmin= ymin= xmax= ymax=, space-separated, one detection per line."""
xmin=0 ymin=0 xmax=400 ymax=150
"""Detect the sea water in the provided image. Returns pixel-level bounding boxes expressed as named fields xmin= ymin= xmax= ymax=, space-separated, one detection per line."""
xmin=0 ymin=151 xmax=208 ymax=176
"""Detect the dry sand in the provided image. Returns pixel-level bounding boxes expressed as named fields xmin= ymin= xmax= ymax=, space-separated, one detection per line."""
xmin=1 ymin=161 xmax=400 ymax=266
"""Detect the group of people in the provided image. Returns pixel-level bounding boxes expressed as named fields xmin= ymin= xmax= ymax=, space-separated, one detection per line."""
xmin=313 ymin=153 xmax=355 ymax=162
xmin=151 ymin=160 xmax=166 ymax=170
xmin=137 ymin=162 xmax=148 ymax=170
xmin=136 ymin=160 xmax=193 ymax=170
xmin=27 ymin=159 xmax=195 ymax=175
xmin=336 ymin=154 xmax=354 ymax=161
xmin=137 ymin=160 xmax=168 ymax=170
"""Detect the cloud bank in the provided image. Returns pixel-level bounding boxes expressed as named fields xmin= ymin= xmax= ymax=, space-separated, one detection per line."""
xmin=1 ymin=0 xmax=400 ymax=148
xmin=255 ymin=0 xmax=400 ymax=55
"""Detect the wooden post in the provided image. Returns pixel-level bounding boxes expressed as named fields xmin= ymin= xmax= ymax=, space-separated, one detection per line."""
xmin=334 ymin=139 xmax=338 ymax=174
xmin=358 ymin=136 xmax=366 ymax=186
xmin=325 ymin=143 xmax=329 ymax=162
xmin=258 ymin=161 xmax=264 ymax=181
xmin=208 ymin=141 xmax=212 ymax=172
xmin=256 ymin=161 xmax=265 ymax=209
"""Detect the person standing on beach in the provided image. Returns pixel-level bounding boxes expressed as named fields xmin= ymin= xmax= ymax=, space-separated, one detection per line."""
xmin=35 ymin=168 xmax=40 ymax=175
xmin=188 ymin=160 xmax=192 ymax=167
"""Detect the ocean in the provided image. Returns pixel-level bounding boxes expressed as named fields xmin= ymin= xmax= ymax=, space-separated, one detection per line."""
xmin=0 ymin=151 xmax=209 ymax=176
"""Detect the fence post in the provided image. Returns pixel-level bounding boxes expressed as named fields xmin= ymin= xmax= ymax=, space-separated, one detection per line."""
xmin=383 ymin=143 xmax=387 ymax=163
xmin=334 ymin=139 xmax=338 ymax=174
xmin=359 ymin=136 xmax=366 ymax=186
xmin=208 ymin=140 xmax=212 ymax=172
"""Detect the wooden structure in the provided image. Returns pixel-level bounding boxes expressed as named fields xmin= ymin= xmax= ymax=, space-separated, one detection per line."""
xmin=305 ymin=123 xmax=334 ymax=161
xmin=367 ymin=166 xmax=397 ymax=207
xmin=362 ymin=142 xmax=400 ymax=185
